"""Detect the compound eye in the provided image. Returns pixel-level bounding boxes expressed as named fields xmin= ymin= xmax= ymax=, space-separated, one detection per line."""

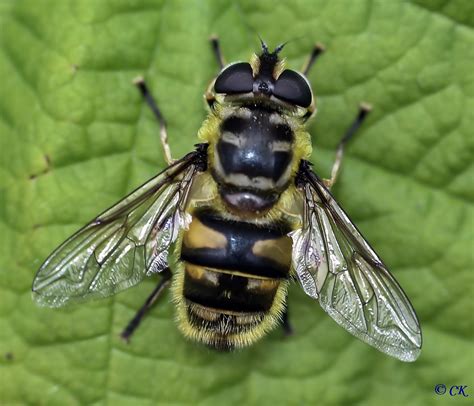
xmin=214 ymin=62 xmax=254 ymax=94
xmin=273 ymin=70 xmax=312 ymax=107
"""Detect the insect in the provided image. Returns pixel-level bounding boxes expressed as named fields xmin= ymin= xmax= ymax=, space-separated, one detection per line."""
xmin=32 ymin=38 xmax=422 ymax=361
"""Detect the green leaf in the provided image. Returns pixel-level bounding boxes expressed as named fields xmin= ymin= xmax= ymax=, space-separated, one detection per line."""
xmin=1 ymin=0 xmax=472 ymax=404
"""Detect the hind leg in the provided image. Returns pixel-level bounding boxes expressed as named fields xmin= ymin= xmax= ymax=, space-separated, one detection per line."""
xmin=281 ymin=301 xmax=293 ymax=336
xmin=120 ymin=268 xmax=172 ymax=342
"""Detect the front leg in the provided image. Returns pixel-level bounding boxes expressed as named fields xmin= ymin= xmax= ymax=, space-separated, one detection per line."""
xmin=205 ymin=35 xmax=227 ymax=109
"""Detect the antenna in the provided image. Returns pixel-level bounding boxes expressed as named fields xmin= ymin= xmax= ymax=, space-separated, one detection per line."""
xmin=258 ymin=34 xmax=269 ymax=54
xmin=273 ymin=41 xmax=288 ymax=54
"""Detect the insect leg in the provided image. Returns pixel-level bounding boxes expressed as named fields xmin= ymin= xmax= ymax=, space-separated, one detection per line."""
xmin=134 ymin=77 xmax=174 ymax=165
xmin=205 ymin=36 xmax=226 ymax=109
xmin=120 ymin=268 xmax=172 ymax=342
xmin=209 ymin=35 xmax=225 ymax=70
xmin=281 ymin=301 xmax=293 ymax=336
xmin=205 ymin=80 xmax=216 ymax=110
xmin=324 ymin=103 xmax=372 ymax=189
xmin=301 ymin=43 xmax=325 ymax=76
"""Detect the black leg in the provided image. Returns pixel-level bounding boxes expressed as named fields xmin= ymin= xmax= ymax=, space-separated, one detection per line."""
xmin=324 ymin=103 xmax=372 ymax=189
xmin=209 ymin=35 xmax=225 ymax=70
xmin=282 ymin=301 xmax=293 ymax=336
xmin=121 ymin=268 xmax=172 ymax=342
xmin=133 ymin=77 xmax=173 ymax=164
xmin=302 ymin=43 xmax=325 ymax=76
xmin=205 ymin=36 xmax=225 ymax=110
xmin=338 ymin=103 xmax=372 ymax=148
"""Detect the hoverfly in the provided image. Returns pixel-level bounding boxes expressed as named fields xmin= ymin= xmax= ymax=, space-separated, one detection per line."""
xmin=32 ymin=38 xmax=422 ymax=361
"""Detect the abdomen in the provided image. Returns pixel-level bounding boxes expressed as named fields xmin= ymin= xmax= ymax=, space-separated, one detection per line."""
xmin=173 ymin=207 xmax=292 ymax=350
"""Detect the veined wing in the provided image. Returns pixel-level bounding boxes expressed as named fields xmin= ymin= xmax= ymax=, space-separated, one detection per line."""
xmin=291 ymin=161 xmax=422 ymax=362
xmin=32 ymin=145 xmax=207 ymax=307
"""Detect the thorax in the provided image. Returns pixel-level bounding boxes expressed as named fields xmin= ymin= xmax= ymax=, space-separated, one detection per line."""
xmin=210 ymin=105 xmax=296 ymax=214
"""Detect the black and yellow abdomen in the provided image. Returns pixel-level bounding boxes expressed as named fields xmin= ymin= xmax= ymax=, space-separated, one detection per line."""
xmin=172 ymin=207 xmax=292 ymax=350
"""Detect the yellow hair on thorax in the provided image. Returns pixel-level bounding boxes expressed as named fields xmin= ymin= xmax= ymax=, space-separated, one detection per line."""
xmin=196 ymin=102 xmax=311 ymax=225
xmin=250 ymin=53 xmax=260 ymax=75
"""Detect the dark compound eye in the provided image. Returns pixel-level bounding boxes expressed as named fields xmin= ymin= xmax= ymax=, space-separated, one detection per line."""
xmin=214 ymin=62 xmax=254 ymax=94
xmin=273 ymin=70 xmax=312 ymax=108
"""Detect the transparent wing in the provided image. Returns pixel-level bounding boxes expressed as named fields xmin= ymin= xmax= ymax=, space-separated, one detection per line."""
xmin=291 ymin=163 xmax=422 ymax=362
xmin=32 ymin=149 xmax=205 ymax=307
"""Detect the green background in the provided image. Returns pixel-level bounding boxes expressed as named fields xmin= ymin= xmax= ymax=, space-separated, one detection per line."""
xmin=0 ymin=0 xmax=473 ymax=404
